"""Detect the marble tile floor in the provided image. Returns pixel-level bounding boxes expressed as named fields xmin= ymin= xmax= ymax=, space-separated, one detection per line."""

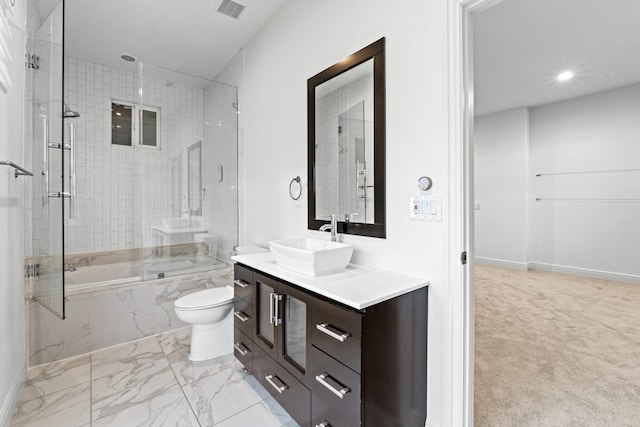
xmin=11 ymin=327 xmax=298 ymax=427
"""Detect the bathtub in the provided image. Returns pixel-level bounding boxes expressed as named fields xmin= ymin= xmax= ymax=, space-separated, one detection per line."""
xmin=30 ymin=252 xmax=233 ymax=366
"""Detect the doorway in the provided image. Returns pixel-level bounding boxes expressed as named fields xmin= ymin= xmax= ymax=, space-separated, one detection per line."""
xmin=463 ymin=0 xmax=640 ymax=425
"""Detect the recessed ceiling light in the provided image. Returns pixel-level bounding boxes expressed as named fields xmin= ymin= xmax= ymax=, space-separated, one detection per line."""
xmin=557 ymin=71 xmax=574 ymax=82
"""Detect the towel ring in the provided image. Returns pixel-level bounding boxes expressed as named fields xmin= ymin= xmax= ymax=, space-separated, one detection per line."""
xmin=289 ymin=176 xmax=302 ymax=200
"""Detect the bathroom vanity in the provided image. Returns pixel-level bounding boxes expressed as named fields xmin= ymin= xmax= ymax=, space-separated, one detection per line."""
xmin=231 ymin=252 xmax=428 ymax=427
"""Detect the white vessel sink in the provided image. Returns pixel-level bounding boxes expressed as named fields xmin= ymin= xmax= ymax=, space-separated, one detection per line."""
xmin=269 ymin=238 xmax=353 ymax=276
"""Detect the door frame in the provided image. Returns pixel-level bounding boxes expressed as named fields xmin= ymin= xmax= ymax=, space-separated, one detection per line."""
xmin=447 ymin=0 xmax=506 ymax=425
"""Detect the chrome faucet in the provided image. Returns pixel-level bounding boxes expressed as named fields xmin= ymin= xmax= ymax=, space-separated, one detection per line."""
xmin=319 ymin=214 xmax=338 ymax=242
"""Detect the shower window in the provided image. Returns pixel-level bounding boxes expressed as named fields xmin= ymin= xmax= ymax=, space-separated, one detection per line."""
xmin=111 ymin=101 xmax=160 ymax=148
xmin=111 ymin=102 xmax=133 ymax=146
xmin=141 ymin=108 xmax=159 ymax=147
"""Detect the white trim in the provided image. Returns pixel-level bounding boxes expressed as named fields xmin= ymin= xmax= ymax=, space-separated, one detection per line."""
xmin=528 ymin=262 xmax=640 ymax=285
xmin=475 ymin=256 xmax=528 ymax=270
xmin=0 ymin=364 xmax=26 ymax=426
xmin=448 ymin=0 xmax=509 ymax=425
xmin=447 ymin=1 xmax=471 ymax=425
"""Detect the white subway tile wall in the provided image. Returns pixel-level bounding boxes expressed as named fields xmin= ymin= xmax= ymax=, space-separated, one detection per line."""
xmin=24 ymin=56 xmax=238 ymax=258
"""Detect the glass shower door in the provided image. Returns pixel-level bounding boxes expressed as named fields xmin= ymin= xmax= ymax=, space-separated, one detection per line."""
xmin=338 ymin=101 xmax=366 ymax=221
xmin=30 ymin=1 xmax=65 ymax=318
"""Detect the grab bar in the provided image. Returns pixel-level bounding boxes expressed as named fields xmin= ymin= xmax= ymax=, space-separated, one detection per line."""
xmin=0 ymin=160 xmax=33 ymax=178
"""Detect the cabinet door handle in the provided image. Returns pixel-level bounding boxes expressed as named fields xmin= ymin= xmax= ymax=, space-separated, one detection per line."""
xmin=269 ymin=292 xmax=274 ymax=324
xmin=265 ymin=374 xmax=288 ymax=394
xmin=315 ymin=373 xmax=350 ymax=399
xmin=234 ymin=279 xmax=249 ymax=288
xmin=234 ymin=311 xmax=249 ymax=322
xmin=273 ymin=293 xmax=282 ymax=326
xmin=316 ymin=422 xmax=331 ymax=427
xmin=234 ymin=343 xmax=249 ymax=356
xmin=316 ymin=323 xmax=350 ymax=342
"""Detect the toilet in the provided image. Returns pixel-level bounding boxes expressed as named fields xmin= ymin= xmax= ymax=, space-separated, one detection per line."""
xmin=174 ymin=286 xmax=234 ymax=361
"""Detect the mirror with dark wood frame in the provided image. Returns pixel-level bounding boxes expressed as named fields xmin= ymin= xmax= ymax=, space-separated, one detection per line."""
xmin=308 ymin=38 xmax=386 ymax=238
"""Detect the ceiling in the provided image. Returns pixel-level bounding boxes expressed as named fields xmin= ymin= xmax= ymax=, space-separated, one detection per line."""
xmin=37 ymin=0 xmax=286 ymax=83
xmin=35 ymin=0 xmax=640 ymax=110
xmin=473 ymin=0 xmax=640 ymax=116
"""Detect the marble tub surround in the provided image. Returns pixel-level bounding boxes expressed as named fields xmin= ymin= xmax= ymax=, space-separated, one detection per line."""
xmin=232 ymin=252 xmax=429 ymax=309
xmin=29 ymin=268 xmax=233 ymax=366
xmin=63 ymin=243 xmax=210 ymax=270
xmin=12 ymin=328 xmax=298 ymax=427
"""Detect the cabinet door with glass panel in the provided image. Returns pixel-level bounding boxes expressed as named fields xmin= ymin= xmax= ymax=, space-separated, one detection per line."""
xmin=253 ymin=273 xmax=315 ymax=387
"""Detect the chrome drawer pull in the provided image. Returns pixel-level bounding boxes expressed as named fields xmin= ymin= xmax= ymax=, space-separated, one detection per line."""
xmin=234 ymin=343 xmax=249 ymax=356
xmin=234 ymin=311 xmax=249 ymax=322
xmin=315 ymin=373 xmax=350 ymax=399
xmin=316 ymin=422 xmax=331 ymax=427
xmin=234 ymin=279 xmax=249 ymax=288
xmin=265 ymin=374 xmax=288 ymax=394
xmin=316 ymin=323 xmax=350 ymax=342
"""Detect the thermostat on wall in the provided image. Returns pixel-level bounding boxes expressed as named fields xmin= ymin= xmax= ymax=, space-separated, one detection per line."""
xmin=409 ymin=195 xmax=441 ymax=221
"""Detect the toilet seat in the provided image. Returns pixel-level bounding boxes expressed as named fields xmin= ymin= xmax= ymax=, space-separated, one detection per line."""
xmin=175 ymin=287 xmax=234 ymax=311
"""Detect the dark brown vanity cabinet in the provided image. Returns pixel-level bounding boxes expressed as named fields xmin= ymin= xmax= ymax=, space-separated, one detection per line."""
xmin=253 ymin=272 xmax=316 ymax=388
xmin=233 ymin=264 xmax=255 ymax=373
xmin=233 ymin=263 xmax=428 ymax=427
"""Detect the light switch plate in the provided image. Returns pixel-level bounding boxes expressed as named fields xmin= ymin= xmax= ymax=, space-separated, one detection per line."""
xmin=409 ymin=195 xmax=441 ymax=221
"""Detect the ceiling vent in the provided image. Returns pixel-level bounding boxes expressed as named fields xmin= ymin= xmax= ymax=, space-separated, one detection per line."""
xmin=217 ymin=0 xmax=246 ymax=19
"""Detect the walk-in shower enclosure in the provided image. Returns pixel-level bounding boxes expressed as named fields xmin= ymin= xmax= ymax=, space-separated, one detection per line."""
xmin=25 ymin=0 xmax=239 ymax=319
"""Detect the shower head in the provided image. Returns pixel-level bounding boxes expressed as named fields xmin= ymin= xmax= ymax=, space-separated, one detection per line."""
xmin=63 ymin=103 xmax=80 ymax=118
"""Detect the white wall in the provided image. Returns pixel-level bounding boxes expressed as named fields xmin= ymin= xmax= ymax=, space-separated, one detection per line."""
xmin=0 ymin=0 xmax=29 ymax=424
xmin=529 ymin=83 xmax=640 ymax=280
xmin=474 ymin=84 xmax=640 ymax=282
xmin=236 ymin=1 xmax=450 ymax=424
xmin=474 ymin=107 xmax=529 ymax=268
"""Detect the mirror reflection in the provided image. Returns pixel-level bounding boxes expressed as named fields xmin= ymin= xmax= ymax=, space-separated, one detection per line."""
xmin=315 ymin=60 xmax=374 ymax=223
xmin=187 ymin=141 xmax=203 ymax=216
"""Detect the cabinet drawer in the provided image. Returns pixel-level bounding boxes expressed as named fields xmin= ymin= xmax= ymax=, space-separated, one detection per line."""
xmin=254 ymin=347 xmax=311 ymax=427
xmin=233 ymin=297 xmax=253 ymax=336
xmin=312 ymin=394 xmax=352 ymax=427
xmin=233 ymin=327 xmax=253 ymax=373
xmin=311 ymin=301 xmax=362 ymax=373
xmin=233 ymin=264 xmax=253 ymax=303
xmin=311 ymin=347 xmax=361 ymax=427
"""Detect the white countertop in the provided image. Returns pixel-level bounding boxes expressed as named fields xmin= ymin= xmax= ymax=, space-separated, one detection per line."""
xmin=231 ymin=252 xmax=429 ymax=310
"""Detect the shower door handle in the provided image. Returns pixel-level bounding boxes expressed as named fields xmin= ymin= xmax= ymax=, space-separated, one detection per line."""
xmin=42 ymin=117 xmax=49 ymax=221
xmin=68 ymin=122 xmax=76 ymax=219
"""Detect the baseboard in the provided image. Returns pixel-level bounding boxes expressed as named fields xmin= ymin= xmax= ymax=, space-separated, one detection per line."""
xmin=474 ymin=257 xmax=528 ymax=271
xmin=0 ymin=364 xmax=26 ymax=427
xmin=528 ymin=262 xmax=640 ymax=285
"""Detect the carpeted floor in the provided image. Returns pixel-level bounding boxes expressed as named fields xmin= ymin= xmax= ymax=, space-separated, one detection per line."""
xmin=474 ymin=264 xmax=640 ymax=426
